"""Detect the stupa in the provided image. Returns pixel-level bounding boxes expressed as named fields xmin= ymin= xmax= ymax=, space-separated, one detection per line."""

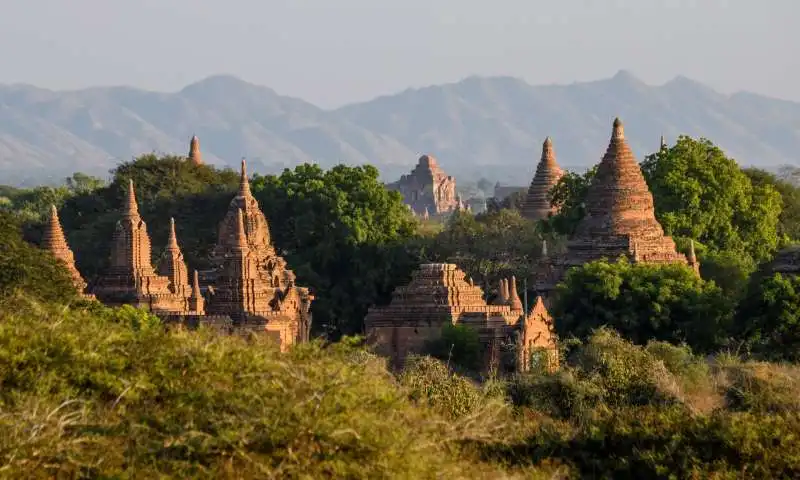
xmin=563 ymin=118 xmax=694 ymax=269
xmin=188 ymin=135 xmax=202 ymax=165
xmin=521 ymin=137 xmax=564 ymax=221
xmin=41 ymin=205 xmax=89 ymax=296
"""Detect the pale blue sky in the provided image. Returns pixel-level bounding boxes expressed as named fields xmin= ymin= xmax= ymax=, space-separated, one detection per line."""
xmin=0 ymin=0 xmax=795 ymax=107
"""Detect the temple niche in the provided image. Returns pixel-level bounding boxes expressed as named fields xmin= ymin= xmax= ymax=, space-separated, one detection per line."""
xmin=387 ymin=154 xmax=461 ymax=216
xmin=521 ymin=137 xmax=564 ymax=222
xmin=364 ymin=263 xmax=557 ymax=373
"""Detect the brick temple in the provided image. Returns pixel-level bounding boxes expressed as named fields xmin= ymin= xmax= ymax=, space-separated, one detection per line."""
xmin=388 ymin=154 xmax=466 ymax=216
xmin=364 ymin=263 xmax=557 ymax=373
xmin=533 ymin=118 xmax=700 ymax=303
xmin=521 ymin=137 xmax=564 ymax=221
xmin=43 ymin=147 xmax=313 ymax=350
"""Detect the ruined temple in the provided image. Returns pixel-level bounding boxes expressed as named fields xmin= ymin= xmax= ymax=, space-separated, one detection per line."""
xmin=518 ymin=296 xmax=559 ymax=372
xmin=521 ymin=137 xmax=564 ymax=221
xmin=563 ymin=118 xmax=696 ymax=270
xmin=364 ymin=263 xmax=556 ymax=372
xmin=91 ymin=180 xmax=194 ymax=313
xmin=188 ymin=135 xmax=202 ymax=165
xmin=204 ymin=159 xmax=314 ymax=349
xmin=388 ymin=155 xmax=460 ymax=215
xmin=41 ymin=205 xmax=89 ymax=296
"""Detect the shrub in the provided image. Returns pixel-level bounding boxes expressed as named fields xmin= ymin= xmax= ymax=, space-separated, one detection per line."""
xmin=424 ymin=323 xmax=483 ymax=372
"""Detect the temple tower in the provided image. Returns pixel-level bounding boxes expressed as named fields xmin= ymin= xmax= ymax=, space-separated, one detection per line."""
xmin=157 ymin=217 xmax=191 ymax=297
xmin=188 ymin=135 xmax=202 ymax=165
xmin=521 ymin=137 xmax=564 ymax=221
xmin=91 ymin=180 xmax=182 ymax=312
xmin=41 ymin=205 xmax=88 ymax=295
xmin=563 ymin=118 xmax=690 ymax=269
xmin=206 ymin=160 xmax=313 ymax=348
xmin=387 ymin=154 xmax=460 ymax=215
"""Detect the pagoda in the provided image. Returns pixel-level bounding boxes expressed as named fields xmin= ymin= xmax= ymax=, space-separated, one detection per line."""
xmin=41 ymin=205 xmax=89 ymax=296
xmin=364 ymin=263 xmax=554 ymax=372
xmin=521 ymin=137 xmax=564 ymax=221
xmin=563 ymin=118 xmax=694 ymax=269
xmin=205 ymin=160 xmax=313 ymax=349
xmin=188 ymin=135 xmax=202 ymax=165
xmin=518 ymin=296 xmax=559 ymax=373
xmin=91 ymin=180 xmax=192 ymax=313
xmin=387 ymin=154 xmax=459 ymax=216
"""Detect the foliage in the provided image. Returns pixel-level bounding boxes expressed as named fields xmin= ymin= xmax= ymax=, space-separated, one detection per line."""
xmin=553 ymin=259 xmax=734 ymax=352
xmin=642 ymin=136 xmax=782 ymax=263
xmin=424 ymin=208 xmax=554 ymax=303
xmin=0 ymin=297 xmax=515 ymax=479
xmin=251 ymin=163 xmax=419 ymax=337
xmin=486 ymin=190 xmax=525 ymax=212
xmin=744 ymin=166 xmax=800 ymax=242
xmin=425 ymin=323 xmax=483 ymax=372
xmin=0 ymin=212 xmax=79 ymax=305
xmin=544 ymin=166 xmax=597 ymax=236
xmin=735 ymin=272 xmax=800 ymax=361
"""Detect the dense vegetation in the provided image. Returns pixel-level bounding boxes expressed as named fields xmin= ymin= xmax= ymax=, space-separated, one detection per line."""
xmin=1 ymin=135 xmax=800 ymax=476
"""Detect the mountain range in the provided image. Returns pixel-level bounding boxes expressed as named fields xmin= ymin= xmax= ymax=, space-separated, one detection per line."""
xmin=1 ymin=70 xmax=799 ymax=186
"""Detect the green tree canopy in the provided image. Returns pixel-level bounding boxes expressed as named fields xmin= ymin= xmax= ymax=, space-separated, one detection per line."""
xmin=743 ymin=167 xmax=800 ymax=243
xmin=553 ymin=259 xmax=734 ymax=352
xmin=251 ymin=163 xmax=420 ymax=337
xmin=641 ymin=136 xmax=782 ymax=263
xmin=545 ymin=166 xmax=597 ymax=236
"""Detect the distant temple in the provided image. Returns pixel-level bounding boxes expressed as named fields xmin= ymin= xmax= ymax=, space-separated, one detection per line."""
xmin=520 ymin=136 xmax=564 ymax=221
xmin=533 ymin=118 xmax=700 ymax=302
xmin=388 ymin=155 xmax=466 ymax=216
xmin=42 ymin=140 xmax=313 ymax=351
xmin=364 ymin=263 xmax=557 ymax=373
xmin=188 ymin=135 xmax=202 ymax=165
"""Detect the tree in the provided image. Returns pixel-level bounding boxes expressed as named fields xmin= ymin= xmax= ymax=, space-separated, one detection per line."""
xmin=544 ymin=166 xmax=597 ymax=236
xmin=743 ymin=167 xmax=800 ymax=243
xmin=641 ymin=136 xmax=782 ymax=263
xmin=251 ymin=163 xmax=420 ymax=337
xmin=553 ymin=259 xmax=734 ymax=353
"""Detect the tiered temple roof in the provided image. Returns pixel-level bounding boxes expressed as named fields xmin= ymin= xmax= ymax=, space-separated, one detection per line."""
xmin=521 ymin=137 xmax=564 ymax=221
xmin=387 ymin=155 xmax=460 ymax=215
xmin=365 ymin=263 xmax=544 ymax=371
xmin=42 ymin=205 xmax=88 ymax=295
xmin=205 ymin=160 xmax=313 ymax=347
xmin=563 ymin=118 xmax=692 ymax=269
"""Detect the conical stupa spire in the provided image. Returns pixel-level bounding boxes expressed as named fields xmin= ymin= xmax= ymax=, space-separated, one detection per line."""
xmin=509 ymin=276 xmax=523 ymax=311
xmin=124 ymin=179 xmax=140 ymax=218
xmin=188 ymin=135 xmax=202 ymax=165
xmin=660 ymin=135 xmax=667 ymax=150
xmin=520 ymin=136 xmax=564 ymax=221
xmin=43 ymin=204 xmax=88 ymax=293
xmin=238 ymin=158 xmax=252 ymax=198
xmin=167 ymin=217 xmax=179 ymax=250
xmin=234 ymin=208 xmax=249 ymax=249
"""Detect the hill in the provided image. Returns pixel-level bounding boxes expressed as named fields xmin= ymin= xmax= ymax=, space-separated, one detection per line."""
xmin=1 ymin=71 xmax=799 ymax=186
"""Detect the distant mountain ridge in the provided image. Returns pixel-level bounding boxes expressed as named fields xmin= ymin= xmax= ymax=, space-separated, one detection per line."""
xmin=1 ymin=70 xmax=798 ymax=186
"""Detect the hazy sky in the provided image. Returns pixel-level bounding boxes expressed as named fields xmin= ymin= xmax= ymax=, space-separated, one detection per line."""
xmin=0 ymin=0 xmax=795 ymax=108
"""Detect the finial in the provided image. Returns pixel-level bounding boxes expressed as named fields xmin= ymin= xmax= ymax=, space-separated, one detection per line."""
xmin=660 ymin=134 xmax=666 ymax=149
xmin=612 ymin=117 xmax=624 ymax=139
xmin=238 ymin=158 xmax=252 ymax=198
xmin=49 ymin=204 xmax=58 ymax=220
xmin=167 ymin=217 xmax=179 ymax=250
xmin=124 ymin=179 xmax=139 ymax=217
xmin=544 ymin=136 xmax=552 ymax=146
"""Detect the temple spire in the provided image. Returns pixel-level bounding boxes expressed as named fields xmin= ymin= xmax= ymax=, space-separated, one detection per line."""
xmin=520 ymin=136 xmax=564 ymax=221
xmin=613 ymin=117 xmax=624 ymax=139
xmin=509 ymin=276 xmax=523 ymax=311
xmin=167 ymin=217 xmax=179 ymax=251
xmin=42 ymin=204 xmax=87 ymax=294
xmin=124 ymin=179 xmax=140 ymax=218
xmin=660 ymin=134 xmax=667 ymax=150
xmin=238 ymin=158 xmax=252 ymax=198
xmin=234 ymin=208 xmax=248 ymax=250
xmin=188 ymin=135 xmax=202 ymax=165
